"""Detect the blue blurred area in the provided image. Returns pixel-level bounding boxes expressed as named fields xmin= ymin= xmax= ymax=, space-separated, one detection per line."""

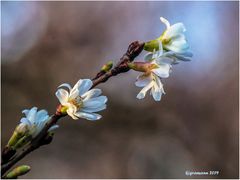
xmin=1 ymin=1 xmax=47 ymax=62
xmin=147 ymin=2 xmax=238 ymax=75
xmin=2 ymin=2 xmax=34 ymax=37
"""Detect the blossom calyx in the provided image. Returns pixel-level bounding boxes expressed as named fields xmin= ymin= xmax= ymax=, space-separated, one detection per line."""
xmin=144 ymin=39 xmax=161 ymax=52
xmin=128 ymin=62 xmax=158 ymax=73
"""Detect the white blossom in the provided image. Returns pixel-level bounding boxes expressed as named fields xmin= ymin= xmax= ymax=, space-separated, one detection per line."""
xmin=19 ymin=107 xmax=58 ymax=138
xmin=56 ymin=79 xmax=107 ymax=120
xmin=136 ymin=73 xmax=166 ymax=101
xmin=157 ymin=17 xmax=193 ymax=63
xmin=145 ymin=37 xmax=192 ymax=66
xmin=133 ymin=48 xmax=171 ymax=101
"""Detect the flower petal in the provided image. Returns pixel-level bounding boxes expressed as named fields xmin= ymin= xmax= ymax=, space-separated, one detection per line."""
xmin=136 ymin=81 xmax=154 ymax=100
xmin=154 ymin=75 xmax=166 ymax=94
xmin=135 ymin=74 xmax=152 ymax=87
xmin=71 ymin=79 xmax=82 ymax=91
xmin=144 ymin=52 xmax=154 ymax=62
xmin=83 ymin=96 xmax=107 ymax=109
xmin=20 ymin=118 xmax=31 ymax=126
xmin=56 ymin=89 xmax=69 ymax=105
xmin=164 ymin=44 xmax=187 ymax=54
xmin=151 ymin=82 xmax=163 ymax=101
xmin=171 ymin=39 xmax=189 ymax=50
xmin=34 ymin=121 xmax=47 ymax=136
xmin=77 ymin=79 xmax=93 ymax=96
xmin=27 ymin=107 xmax=38 ymax=123
xmin=75 ymin=111 xmax=102 ymax=121
xmin=152 ymin=64 xmax=171 ymax=78
xmin=155 ymin=56 xmax=174 ymax=65
xmin=48 ymin=125 xmax=59 ymax=132
xmin=58 ymin=83 xmax=72 ymax=91
xmin=160 ymin=17 xmax=170 ymax=29
xmin=22 ymin=109 xmax=29 ymax=117
xmin=70 ymin=79 xmax=92 ymax=97
xmin=171 ymin=34 xmax=186 ymax=42
xmin=82 ymin=88 xmax=102 ymax=100
xmin=69 ymin=88 xmax=79 ymax=100
xmin=179 ymin=51 xmax=193 ymax=57
xmin=81 ymin=104 xmax=106 ymax=113
xmin=151 ymin=88 xmax=162 ymax=101
xmin=162 ymin=51 xmax=192 ymax=62
xmin=174 ymin=54 xmax=191 ymax=61
xmin=67 ymin=107 xmax=78 ymax=120
xmin=36 ymin=110 xmax=48 ymax=122
xmin=165 ymin=23 xmax=186 ymax=38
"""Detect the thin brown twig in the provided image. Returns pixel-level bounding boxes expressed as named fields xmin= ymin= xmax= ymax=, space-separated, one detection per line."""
xmin=91 ymin=41 xmax=144 ymax=88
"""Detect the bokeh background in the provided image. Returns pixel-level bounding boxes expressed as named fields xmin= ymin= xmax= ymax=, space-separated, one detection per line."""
xmin=1 ymin=1 xmax=239 ymax=179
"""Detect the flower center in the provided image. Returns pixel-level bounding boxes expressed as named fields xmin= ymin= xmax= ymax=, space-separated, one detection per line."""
xmin=159 ymin=32 xmax=171 ymax=45
xmin=69 ymin=96 xmax=83 ymax=109
xmin=150 ymin=63 xmax=159 ymax=70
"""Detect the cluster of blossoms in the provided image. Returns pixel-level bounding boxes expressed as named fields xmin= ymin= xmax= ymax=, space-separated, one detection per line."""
xmin=3 ymin=17 xmax=193 ymax=178
xmin=130 ymin=17 xmax=192 ymax=101
xmin=7 ymin=80 xmax=108 ymax=149
xmin=7 ymin=107 xmax=58 ymax=149
xmin=7 ymin=17 xmax=192 ymax=152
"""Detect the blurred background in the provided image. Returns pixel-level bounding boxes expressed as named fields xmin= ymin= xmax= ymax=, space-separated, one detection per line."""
xmin=1 ymin=1 xmax=239 ymax=179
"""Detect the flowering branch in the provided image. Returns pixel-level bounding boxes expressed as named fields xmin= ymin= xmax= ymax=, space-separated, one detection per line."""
xmin=1 ymin=41 xmax=144 ymax=178
xmin=1 ymin=17 xmax=192 ymax=178
xmin=1 ymin=113 xmax=63 ymax=176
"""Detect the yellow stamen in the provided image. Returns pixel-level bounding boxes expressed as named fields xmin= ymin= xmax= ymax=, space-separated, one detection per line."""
xmin=69 ymin=96 xmax=83 ymax=109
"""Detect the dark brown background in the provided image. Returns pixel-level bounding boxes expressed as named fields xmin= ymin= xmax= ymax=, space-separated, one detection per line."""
xmin=1 ymin=1 xmax=239 ymax=178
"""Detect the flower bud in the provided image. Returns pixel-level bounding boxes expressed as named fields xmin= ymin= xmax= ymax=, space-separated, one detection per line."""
xmin=13 ymin=135 xmax=31 ymax=149
xmin=128 ymin=62 xmax=158 ymax=73
xmin=101 ymin=61 xmax=113 ymax=72
xmin=144 ymin=39 xmax=160 ymax=52
xmin=7 ymin=123 xmax=29 ymax=148
xmin=5 ymin=165 xmax=31 ymax=179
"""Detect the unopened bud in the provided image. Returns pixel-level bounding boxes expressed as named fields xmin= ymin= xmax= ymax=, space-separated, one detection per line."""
xmin=144 ymin=39 xmax=160 ymax=52
xmin=13 ymin=135 xmax=31 ymax=149
xmin=7 ymin=123 xmax=29 ymax=148
xmin=101 ymin=61 xmax=113 ymax=72
xmin=128 ymin=62 xmax=158 ymax=73
xmin=5 ymin=165 xmax=31 ymax=179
